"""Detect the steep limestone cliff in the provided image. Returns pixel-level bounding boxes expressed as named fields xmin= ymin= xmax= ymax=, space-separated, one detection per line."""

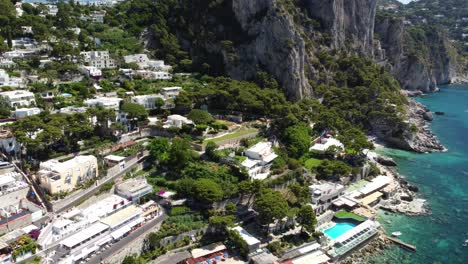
xmin=306 ymin=0 xmax=377 ymax=56
xmin=166 ymin=0 xmax=380 ymax=101
xmin=228 ymin=0 xmax=313 ymax=100
xmin=375 ymin=16 xmax=468 ymax=92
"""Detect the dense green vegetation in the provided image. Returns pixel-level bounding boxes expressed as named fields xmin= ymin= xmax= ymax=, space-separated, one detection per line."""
xmin=0 ymin=1 xmax=427 ymax=262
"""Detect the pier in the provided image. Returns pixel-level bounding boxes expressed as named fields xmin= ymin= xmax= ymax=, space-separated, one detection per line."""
xmin=384 ymin=235 xmax=417 ymax=251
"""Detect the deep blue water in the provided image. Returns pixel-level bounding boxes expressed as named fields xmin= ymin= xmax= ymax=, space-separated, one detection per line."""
xmin=371 ymin=84 xmax=468 ymax=263
xmin=324 ymin=222 xmax=357 ymax=239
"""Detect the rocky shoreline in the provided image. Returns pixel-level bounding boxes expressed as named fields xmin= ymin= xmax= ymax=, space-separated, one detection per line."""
xmin=376 ymin=163 xmax=430 ymax=216
xmin=404 ymin=99 xmax=446 ymax=153
xmin=340 ymin=233 xmax=391 ymax=264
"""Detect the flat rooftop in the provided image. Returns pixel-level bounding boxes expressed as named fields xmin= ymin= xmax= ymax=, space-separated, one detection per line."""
xmin=231 ymin=226 xmax=260 ymax=246
xmin=81 ymin=194 xmax=131 ymax=219
xmin=100 ymin=205 xmax=142 ymax=229
xmin=191 ymin=243 xmax=226 ymax=259
xmin=104 ymin=155 xmax=125 ymax=162
xmin=61 ymin=222 xmax=109 ymax=249
xmin=116 ymin=177 xmax=152 ymax=193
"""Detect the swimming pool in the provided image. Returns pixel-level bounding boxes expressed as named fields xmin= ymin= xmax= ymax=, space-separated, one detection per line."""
xmin=324 ymin=222 xmax=357 ymax=239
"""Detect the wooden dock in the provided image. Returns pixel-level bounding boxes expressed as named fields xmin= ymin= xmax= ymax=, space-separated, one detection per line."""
xmin=384 ymin=235 xmax=417 ymax=251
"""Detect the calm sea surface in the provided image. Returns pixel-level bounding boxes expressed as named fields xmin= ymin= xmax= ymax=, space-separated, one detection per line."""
xmin=370 ymin=84 xmax=468 ymax=263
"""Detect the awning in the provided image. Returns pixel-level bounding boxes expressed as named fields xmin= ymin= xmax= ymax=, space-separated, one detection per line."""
xmin=96 ymin=235 xmax=112 ymax=246
xmin=111 ymin=225 xmax=131 ymax=240
xmin=72 ymin=252 xmax=85 ymax=261
xmin=82 ymin=245 xmax=99 ymax=257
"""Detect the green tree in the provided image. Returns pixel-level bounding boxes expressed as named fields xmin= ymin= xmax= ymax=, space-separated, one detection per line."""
xmin=205 ymin=141 xmax=218 ymax=160
xmin=193 ymin=178 xmax=224 ymax=204
xmin=175 ymin=177 xmax=196 ymax=197
xmin=187 ymin=109 xmax=213 ymax=125
xmin=296 ymin=205 xmax=317 ymax=233
xmin=168 ymin=137 xmax=197 ymax=170
xmin=174 ymin=91 xmax=192 ymax=113
xmin=121 ymin=102 xmax=148 ymax=129
xmin=0 ymin=96 xmax=11 ymax=118
xmin=283 ymin=123 xmax=311 ymax=158
xmin=255 ymin=189 xmax=289 ymax=225
xmin=147 ymin=137 xmax=170 ymax=164
xmin=227 ymin=228 xmax=249 ymax=258
xmin=316 ymin=159 xmax=352 ymax=179
xmin=86 ymin=107 xmax=116 ymax=137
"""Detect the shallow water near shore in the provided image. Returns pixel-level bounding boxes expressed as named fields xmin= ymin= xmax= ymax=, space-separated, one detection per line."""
xmin=369 ymin=84 xmax=468 ymax=263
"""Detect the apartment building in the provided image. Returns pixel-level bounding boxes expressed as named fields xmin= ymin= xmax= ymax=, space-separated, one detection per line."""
xmin=38 ymin=155 xmax=98 ymax=194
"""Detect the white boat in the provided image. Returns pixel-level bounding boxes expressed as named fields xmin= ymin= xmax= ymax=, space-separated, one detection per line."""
xmin=463 ymin=239 xmax=468 ymax=247
xmin=392 ymin=231 xmax=402 ymax=237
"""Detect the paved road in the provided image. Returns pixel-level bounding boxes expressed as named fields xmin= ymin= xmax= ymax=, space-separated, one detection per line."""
xmin=87 ymin=212 xmax=166 ymax=264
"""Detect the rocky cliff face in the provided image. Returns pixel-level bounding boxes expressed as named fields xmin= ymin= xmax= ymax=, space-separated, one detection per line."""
xmin=375 ymin=17 xmax=468 ymax=92
xmin=227 ymin=0 xmax=313 ymax=100
xmin=306 ymin=0 xmax=377 ymax=56
xmin=188 ymin=0 xmax=380 ymax=101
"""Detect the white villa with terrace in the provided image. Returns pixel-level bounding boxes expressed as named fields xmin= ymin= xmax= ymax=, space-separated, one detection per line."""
xmin=164 ymin=114 xmax=193 ymax=128
xmin=0 ymin=90 xmax=35 ymax=108
xmin=124 ymin=54 xmax=172 ymax=71
xmin=309 ymin=182 xmax=345 ymax=215
xmin=310 ymin=135 xmax=344 ymax=152
xmin=241 ymin=141 xmax=278 ymax=180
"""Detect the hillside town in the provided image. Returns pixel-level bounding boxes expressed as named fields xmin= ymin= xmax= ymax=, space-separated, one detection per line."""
xmin=0 ymin=1 xmax=432 ymax=264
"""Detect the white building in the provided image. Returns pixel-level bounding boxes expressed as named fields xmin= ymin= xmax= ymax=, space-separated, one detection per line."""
xmin=0 ymin=129 xmax=21 ymax=157
xmin=80 ymin=51 xmax=116 ymax=69
xmin=0 ymin=69 xmax=22 ymax=88
xmin=242 ymin=142 xmax=278 ymax=180
xmin=14 ymin=107 xmax=41 ymax=119
xmin=353 ymin=176 xmax=391 ymax=199
xmin=133 ymin=70 xmax=172 ymax=80
xmin=115 ymin=177 xmax=153 ymax=202
xmin=310 ymin=136 xmax=344 ymax=152
xmin=131 ymin=94 xmax=165 ymax=110
xmin=163 ymin=114 xmax=193 ymax=128
xmin=59 ymin=106 xmax=88 ymax=115
xmin=0 ymin=90 xmax=35 ymax=108
xmin=0 ymin=69 xmax=10 ymax=86
xmin=0 ymin=58 xmax=16 ymax=68
xmin=45 ymin=5 xmax=58 ymax=16
xmin=38 ymin=155 xmax=98 ymax=194
xmin=0 ymin=170 xmax=29 ymax=211
xmin=79 ymin=65 xmax=102 ymax=78
xmin=161 ymin=87 xmax=182 ymax=99
xmin=69 ymin=27 xmax=81 ymax=35
xmin=89 ymin=10 xmax=106 ymax=23
xmin=3 ymin=50 xmax=25 ymax=59
xmin=10 ymin=38 xmax=37 ymax=50
xmin=231 ymin=226 xmax=261 ymax=253
xmin=84 ymin=97 xmax=122 ymax=111
xmin=124 ymin=54 xmax=171 ymax=71
xmin=309 ymin=182 xmax=345 ymax=215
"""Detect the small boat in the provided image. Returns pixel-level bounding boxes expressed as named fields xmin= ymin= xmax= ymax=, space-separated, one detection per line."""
xmin=463 ymin=239 xmax=468 ymax=247
xmin=392 ymin=231 xmax=402 ymax=237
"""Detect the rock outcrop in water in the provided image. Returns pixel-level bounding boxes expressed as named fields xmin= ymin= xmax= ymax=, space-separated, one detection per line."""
xmin=370 ymin=98 xmax=445 ymax=153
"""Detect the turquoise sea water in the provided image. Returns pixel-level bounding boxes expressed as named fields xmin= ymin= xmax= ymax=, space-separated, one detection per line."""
xmin=324 ymin=222 xmax=357 ymax=239
xmin=370 ymin=84 xmax=468 ymax=263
